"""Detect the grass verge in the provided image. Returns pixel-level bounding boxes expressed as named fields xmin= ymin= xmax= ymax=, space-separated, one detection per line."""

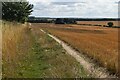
xmin=2 ymin=22 xmax=89 ymax=78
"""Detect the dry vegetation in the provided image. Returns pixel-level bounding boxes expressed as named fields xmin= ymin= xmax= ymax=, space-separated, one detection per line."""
xmin=77 ymin=21 xmax=119 ymax=27
xmin=34 ymin=23 xmax=119 ymax=74
xmin=2 ymin=22 xmax=89 ymax=78
xmin=2 ymin=21 xmax=34 ymax=77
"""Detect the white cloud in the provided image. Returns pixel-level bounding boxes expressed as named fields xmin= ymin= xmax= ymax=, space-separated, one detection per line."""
xmin=28 ymin=0 xmax=120 ymax=18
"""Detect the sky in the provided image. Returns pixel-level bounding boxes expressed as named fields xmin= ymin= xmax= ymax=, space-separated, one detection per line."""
xmin=28 ymin=0 xmax=120 ymax=18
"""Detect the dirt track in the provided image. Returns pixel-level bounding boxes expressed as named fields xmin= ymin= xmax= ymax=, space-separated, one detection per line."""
xmin=40 ymin=29 xmax=116 ymax=78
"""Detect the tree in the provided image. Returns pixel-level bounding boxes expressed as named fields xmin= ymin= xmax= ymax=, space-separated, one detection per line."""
xmin=55 ymin=18 xmax=77 ymax=24
xmin=2 ymin=1 xmax=33 ymax=23
xmin=107 ymin=22 xmax=114 ymax=27
xmin=55 ymin=18 xmax=64 ymax=24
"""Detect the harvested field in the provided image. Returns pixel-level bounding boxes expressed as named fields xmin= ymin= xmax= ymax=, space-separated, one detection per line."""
xmin=32 ymin=23 xmax=119 ymax=74
xmin=77 ymin=21 xmax=119 ymax=27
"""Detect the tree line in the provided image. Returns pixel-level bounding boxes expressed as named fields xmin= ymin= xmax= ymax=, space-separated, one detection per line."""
xmin=28 ymin=17 xmax=77 ymax=24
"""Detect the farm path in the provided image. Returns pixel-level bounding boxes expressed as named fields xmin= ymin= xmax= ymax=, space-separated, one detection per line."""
xmin=40 ymin=29 xmax=116 ymax=78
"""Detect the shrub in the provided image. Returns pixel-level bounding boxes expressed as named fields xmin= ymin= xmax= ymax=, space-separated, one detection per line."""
xmin=107 ymin=22 xmax=114 ymax=27
xmin=55 ymin=18 xmax=65 ymax=24
xmin=103 ymin=25 xmax=106 ymax=27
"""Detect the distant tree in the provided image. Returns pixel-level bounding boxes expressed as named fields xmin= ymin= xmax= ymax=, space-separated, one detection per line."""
xmin=2 ymin=1 xmax=33 ymax=23
xmin=55 ymin=18 xmax=64 ymax=24
xmin=107 ymin=22 xmax=114 ymax=27
xmin=71 ymin=19 xmax=77 ymax=24
xmin=55 ymin=18 xmax=77 ymax=24
xmin=63 ymin=18 xmax=69 ymax=24
xmin=63 ymin=18 xmax=77 ymax=24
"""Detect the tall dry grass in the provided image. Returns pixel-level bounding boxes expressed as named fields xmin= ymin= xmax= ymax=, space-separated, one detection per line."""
xmin=2 ymin=21 xmax=32 ymax=78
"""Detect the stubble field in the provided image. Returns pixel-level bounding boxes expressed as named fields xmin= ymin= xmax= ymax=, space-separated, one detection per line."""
xmin=77 ymin=21 xmax=119 ymax=27
xmin=33 ymin=23 xmax=119 ymax=74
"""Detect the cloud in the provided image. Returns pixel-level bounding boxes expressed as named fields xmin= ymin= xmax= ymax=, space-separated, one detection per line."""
xmin=29 ymin=0 xmax=119 ymax=18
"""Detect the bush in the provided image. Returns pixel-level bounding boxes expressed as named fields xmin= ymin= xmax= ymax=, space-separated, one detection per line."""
xmin=55 ymin=18 xmax=65 ymax=24
xmin=107 ymin=22 xmax=114 ymax=27
xmin=55 ymin=18 xmax=77 ymax=24
xmin=103 ymin=25 xmax=106 ymax=27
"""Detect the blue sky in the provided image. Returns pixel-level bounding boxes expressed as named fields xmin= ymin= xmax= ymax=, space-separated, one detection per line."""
xmin=28 ymin=0 xmax=120 ymax=18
